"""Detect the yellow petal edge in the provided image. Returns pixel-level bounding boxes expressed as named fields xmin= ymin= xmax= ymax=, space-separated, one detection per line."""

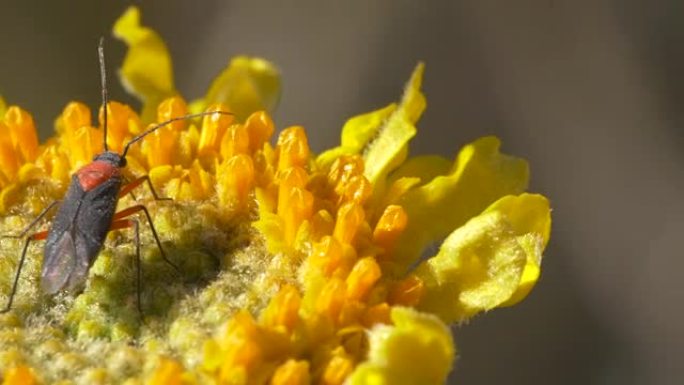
xmin=113 ymin=6 xmax=176 ymax=122
xmin=317 ymin=62 xmax=425 ymax=182
xmin=392 ymin=136 xmax=529 ymax=272
xmin=347 ymin=307 xmax=455 ymax=385
xmin=189 ymin=56 xmax=281 ymax=122
xmin=114 ymin=6 xmax=280 ymax=123
xmin=416 ymin=193 xmax=551 ymax=323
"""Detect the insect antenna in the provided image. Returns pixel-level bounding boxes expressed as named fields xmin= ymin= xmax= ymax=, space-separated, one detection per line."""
xmin=121 ymin=110 xmax=233 ymax=158
xmin=97 ymin=37 xmax=232 ymax=159
xmin=98 ymin=37 xmax=110 ymax=152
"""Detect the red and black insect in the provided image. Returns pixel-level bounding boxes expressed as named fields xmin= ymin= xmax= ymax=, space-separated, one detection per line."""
xmin=1 ymin=39 xmax=230 ymax=315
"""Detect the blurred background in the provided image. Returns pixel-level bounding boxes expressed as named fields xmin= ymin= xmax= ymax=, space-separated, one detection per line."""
xmin=1 ymin=1 xmax=682 ymax=384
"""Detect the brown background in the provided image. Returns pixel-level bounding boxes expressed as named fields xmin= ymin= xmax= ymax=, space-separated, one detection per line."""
xmin=1 ymin=1 xmax=682 ymax=384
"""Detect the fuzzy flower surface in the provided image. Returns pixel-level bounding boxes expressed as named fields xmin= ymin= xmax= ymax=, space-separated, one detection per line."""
xmin=0 ymin=7 xmax=551 ymax=385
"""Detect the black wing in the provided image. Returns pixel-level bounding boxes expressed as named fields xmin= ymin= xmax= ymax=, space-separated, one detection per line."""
xmin=42 ymin=174 xmax=121 ymax=294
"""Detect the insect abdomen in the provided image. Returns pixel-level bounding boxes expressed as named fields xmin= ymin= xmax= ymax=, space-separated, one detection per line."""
xmin=42 ymin=174 xmax=122 ymax=294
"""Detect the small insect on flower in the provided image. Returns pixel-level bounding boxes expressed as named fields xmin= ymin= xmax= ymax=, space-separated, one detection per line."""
xmin=0 ymin=38 xmax=231 ymax=316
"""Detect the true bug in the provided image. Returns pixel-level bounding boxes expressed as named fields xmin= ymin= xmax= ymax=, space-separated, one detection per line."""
xmin=0 ymin=38 xmax=230 ymax=315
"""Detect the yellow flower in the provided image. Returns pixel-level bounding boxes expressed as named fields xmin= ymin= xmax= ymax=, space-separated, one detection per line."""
xmin=0 ymin=6 xmax=551 ymax=385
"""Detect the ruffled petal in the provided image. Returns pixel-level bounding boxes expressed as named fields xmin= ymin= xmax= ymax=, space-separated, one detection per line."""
xmin=392 ymin=136 xmax=529 ymax=270
xmin=316 ymin=63 xmax=425 ymax=182
xmin=362 ymin=63 xmax=425 ymax=184
xmin=190 ymin=56 xmax=281 ymax=122
xmin=387 ymin=154 xmax=452 ymax=187
xmin=415 ymin=193 xmax=550 ymax=323
xmin=113 ymin=6 xmax=176 ymax=122
xmin=347 ymin=307 xmax=455 ymax=385
xmin=490 ymin=194 xmax=551 ymax=306
xmin=316 ymin=104 xmax=396 ymax=168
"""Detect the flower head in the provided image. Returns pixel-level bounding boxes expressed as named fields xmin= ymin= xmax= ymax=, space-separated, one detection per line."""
xmin=0 ymin=6 xmax=551 ymax=384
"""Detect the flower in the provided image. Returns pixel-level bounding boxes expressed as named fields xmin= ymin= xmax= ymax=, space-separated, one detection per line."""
xmin=0 ymin=6 xmax=551 ymax=385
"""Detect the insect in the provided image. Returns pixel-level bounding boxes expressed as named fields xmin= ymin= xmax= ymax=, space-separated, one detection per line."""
xmin=0 ymin=38 xmax=231 ymax=316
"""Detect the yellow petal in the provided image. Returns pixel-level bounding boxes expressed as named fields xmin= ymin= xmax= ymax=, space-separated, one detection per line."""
xmin=488 ymin=194 xmax=551 ymax=306
xmin=393 ymin=136 xmax=529 ymax=270
xmin=415 ymin=193 xmax=550 ymax=323
xmin=113 ymin=6 xmax=176 ymax=122
xmin=317 ymin=63 xmax=424 ymax=175
xmin=387 ymin=154 xmax=452 ymax=186
xmin=190 ymin=56 xmax=280 ymax=122
xmin=0 ymin=95 xmax=6 ymax=117
xmin=363 ymin=63 xmax=425 ymax=184
xmin=316 ymin=104 xmax=396 ymax=168
xmin=341 ymin=104 xmax=396 ymax=151
xmin=347 ymin=307 xmax=454 ymax=385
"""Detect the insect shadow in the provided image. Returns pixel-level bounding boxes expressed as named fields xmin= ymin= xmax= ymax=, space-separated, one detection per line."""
xmin=0 ymin=38 xmax=232 ymax=323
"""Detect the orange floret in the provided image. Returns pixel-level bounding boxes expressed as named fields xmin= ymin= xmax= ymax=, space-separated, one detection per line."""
xmin=345 ymin=257 xmax=381 ymax=301
xmin=2 ymin=365 xmax=37 ymax=385
xmin=261 ymin=285 xmax=302 ymax=332
xmin=276 ymin=126 xmax=309 ymax=171
xmin=333 ymin=202 xmax=365 ymax=245
xmin=245 ymin=111 xmax=274 ymax=153
xmin=270 ymin=359 xmax=310 ymax=385
xmin=148 ymin=358 xmax=184 ymax=385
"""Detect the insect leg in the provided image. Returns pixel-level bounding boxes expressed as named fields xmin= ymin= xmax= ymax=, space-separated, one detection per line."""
xmin=119 ymin=176 xmax=171 ymax=201
xmin=110 ymin=218 xmax=143 ymax=318
xmin=112 ymin=205 xmax=181 ymax=275
xmin=1 ymin=230 xmax=48 ymax=313
xmin=121 ymin=176 xmax=138 ymax=201
xmin=2 ymin=200 xmax=60 ymax=239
